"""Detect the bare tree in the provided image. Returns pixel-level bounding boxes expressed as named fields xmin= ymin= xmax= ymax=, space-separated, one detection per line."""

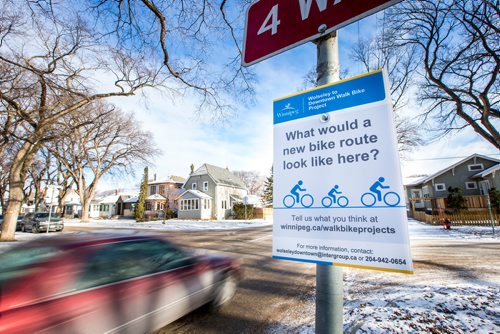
xmin=28 ymin=0 xmax=256 ymax=119
xmin=233 ymin=170 xmax=265 ymax=196
xmin=0 ymin=2 xmax=163 ymax=240
xmin=1 ymin=0 xmax=260 ymax=239
xmin=52 ymin=103 xmax=159 ymax=222
xmin=348 ymin=19 xmax=423 ymax=153
xmin=26 ymin=148 xmax=57 ymax=212
xmin=387 ymin=0 xmax=499 ymax=149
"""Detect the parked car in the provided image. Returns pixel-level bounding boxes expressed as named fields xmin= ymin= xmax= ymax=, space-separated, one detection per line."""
xmin=0 ymin=215 xmax=25 ymax=231
xmin=20 ymin=212 xmax=64 ymax=233
xmin=0 ymin=232 xmax=242 ymax=333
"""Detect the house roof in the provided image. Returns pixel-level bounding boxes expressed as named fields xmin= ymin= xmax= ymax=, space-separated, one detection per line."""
xmin=99 ymin=195 xmax=120 ymax=204
xmin=175 ymin=190 xmax=213 ymax=200
xmin=191 ymin=164 xmax=246 ymax=189
xmin=149 ymin=175 xmax=186 ymax=185
xmin=123 ymin=196 xmax=138 ymax=203
xmin=230 ymin=194 xmax=244 ymax=202
xmin=406 ymin=154 xmax=500 ymax=187
xmin=473 ymin=163 xmax=500 ymax=178
xmin=146 ymin=194 xmax=166 ymax=201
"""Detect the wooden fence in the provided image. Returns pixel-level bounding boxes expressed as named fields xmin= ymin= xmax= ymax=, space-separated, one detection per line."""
xmin=412 ymin=210 xmax=498 ymax=226
xmin=253 ymin=207 xmax=273 ymax=219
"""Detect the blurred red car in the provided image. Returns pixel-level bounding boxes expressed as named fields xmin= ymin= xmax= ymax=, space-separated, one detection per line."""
xmin=0 ymin=232 xmax=242 ymax=333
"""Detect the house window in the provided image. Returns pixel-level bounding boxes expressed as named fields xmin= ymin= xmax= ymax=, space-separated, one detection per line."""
xmin=465 ymin=182 xmax=477 ymax=190
xmin=222 ymin=200 xmax=227 ymax=209
xmin=192 ymin=183 xmax=197 ymax=190
xmin=203 ymin=181 xmax=208 ymax=191
xmin=145 ymin=202 xmax=152 ymax=211
xmin=422 ymin=186 xmax=430 ymax=198
xmin=99 ymin=204 xmax=109 ymax=212
xmin=150 ymin=185 xmax=157 ymax=195
xmin=203 ymin=199 xmax=211 ymax=209
xmin=180 ymin=199 xmax=199 ymax=211
xmin=468 ymin=164 xmax=484 ymax=172
xmin=159 ymin=185 xmax=165 ymax=195
xmin=410 ymin=190 xmax=422 ymax=204
xmin=435 ymin=183 xmax=446 ymax=192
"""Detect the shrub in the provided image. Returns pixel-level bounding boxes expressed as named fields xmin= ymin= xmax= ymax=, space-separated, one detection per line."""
xmin=233 ymin=203 xmax=254 ymax=220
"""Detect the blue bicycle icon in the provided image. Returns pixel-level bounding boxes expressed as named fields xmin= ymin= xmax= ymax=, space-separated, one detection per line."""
xmin=321 ymin=195 xmax=349 ymax=208
xmin=283 ymin=194 xmax=314 ymax=208
xmin=360 ymin=191 xmax=400 ymax=207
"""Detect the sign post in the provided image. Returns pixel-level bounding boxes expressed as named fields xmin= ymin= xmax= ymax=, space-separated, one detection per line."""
xmin=314 ymin=32 xmax=343 ymax=334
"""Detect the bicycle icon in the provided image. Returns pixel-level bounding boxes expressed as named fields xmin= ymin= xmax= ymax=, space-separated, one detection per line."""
xmin=360 ymin=191 xmax=400 ymax=207
xmin=360 ymin=177 xmax=401 ymax=207
xmin=321 ymin=195 xmax=349 ymax=208
xmin=283 ymin=193 xmax=314 ymax=208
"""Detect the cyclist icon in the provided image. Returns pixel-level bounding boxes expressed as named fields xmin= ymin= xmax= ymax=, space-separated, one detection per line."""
xmin=283 ymin=180 xmax=314 ymax=208
xmin=321 ymin=185 xmax=349 ymax=208
xmin=361 ymin=177 xmax=400 ymax=207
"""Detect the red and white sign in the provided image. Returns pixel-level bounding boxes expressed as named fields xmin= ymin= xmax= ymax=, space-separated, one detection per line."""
xmin=243 ymin=0 xmax=401 ymax=66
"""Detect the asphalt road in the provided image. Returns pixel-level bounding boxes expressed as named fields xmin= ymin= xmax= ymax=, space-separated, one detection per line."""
xmin=64 ymin=225 xmax=500 ymax=333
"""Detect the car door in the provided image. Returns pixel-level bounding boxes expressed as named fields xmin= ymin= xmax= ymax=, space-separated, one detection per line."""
xmin=40 ymin=238 xmax=217 ymax=333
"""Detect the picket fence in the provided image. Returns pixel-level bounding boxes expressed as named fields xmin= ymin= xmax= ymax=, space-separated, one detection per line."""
xmin=413 ymin=210 xmax=498 ymax=226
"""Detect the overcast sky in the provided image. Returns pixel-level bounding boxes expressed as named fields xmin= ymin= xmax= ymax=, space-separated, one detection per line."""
xmin=99 ymin=12 xmax=499 ymax=191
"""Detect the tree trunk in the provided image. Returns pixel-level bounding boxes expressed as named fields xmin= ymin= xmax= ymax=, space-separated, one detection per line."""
xmin=0 ymin=142 xmax=37 ymax=240
xmin=79 ymin=187 xmax=96 ymax=222
xmin=80 ymin=199 xmax=90 ymax=222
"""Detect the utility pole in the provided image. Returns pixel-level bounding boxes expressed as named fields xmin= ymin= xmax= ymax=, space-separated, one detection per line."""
xmin=315 ymin=32 xmax=343 ymax=334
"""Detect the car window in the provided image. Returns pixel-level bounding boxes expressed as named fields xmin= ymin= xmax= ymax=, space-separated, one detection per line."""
xmin=0 ymin=246 xmax=61 ymax=282
xmin=76 ymin=239 xmax=193 ymax=290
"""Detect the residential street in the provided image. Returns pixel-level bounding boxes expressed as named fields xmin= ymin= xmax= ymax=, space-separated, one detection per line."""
xmin=64 ymin=222 xmax=500 ymax=333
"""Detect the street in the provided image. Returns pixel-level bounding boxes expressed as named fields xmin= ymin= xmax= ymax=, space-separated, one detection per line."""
xmin=65 ymin=224 xmax=500 ymax=333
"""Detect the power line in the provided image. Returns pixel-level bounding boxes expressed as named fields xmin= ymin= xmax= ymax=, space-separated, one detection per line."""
xmin=406 ymin=154 xmax=500 ymax=162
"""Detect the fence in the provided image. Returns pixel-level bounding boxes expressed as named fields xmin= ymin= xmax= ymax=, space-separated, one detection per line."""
xmin=412 ymin=210 xmax=498 ymax=226
xmin=254 ymin=207 xmax=273 ymax=219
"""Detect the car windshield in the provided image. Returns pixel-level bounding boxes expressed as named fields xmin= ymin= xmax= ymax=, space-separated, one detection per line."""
xmin=35 ymin=213 xmax=60 ymax=219
xmin=0 ymin=246 xmax=61 ymax=282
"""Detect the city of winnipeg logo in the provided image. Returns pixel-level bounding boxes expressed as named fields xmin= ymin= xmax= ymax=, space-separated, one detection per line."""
xmin=276 ymin=103 xmax=300 ymax=118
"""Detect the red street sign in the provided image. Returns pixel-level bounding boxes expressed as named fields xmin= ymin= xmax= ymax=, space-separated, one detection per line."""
xmin=243 ymin=0 xmax=401 ymax=66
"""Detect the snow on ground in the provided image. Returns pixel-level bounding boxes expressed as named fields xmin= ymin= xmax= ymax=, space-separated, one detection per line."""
xmin=1 ymin=218 xmax=499 ymax=333
xmin=407 ymin=219 xmax=498 ymax=241
xmin=63 ymin=218 xmax=272 ymax=231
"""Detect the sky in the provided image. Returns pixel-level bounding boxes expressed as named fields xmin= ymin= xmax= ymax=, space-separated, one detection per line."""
xmin=99 ymin=10 xmax=499 ymax=191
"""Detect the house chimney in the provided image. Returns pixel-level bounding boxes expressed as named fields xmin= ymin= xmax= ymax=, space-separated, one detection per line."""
xmin=190 ymin=164 xmax=195 ymax=174
xmin=154 ymin=173 xmax=157 ymax=181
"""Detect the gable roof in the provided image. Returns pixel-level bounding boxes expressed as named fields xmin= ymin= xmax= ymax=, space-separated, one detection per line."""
xmin=149 ymin=175 xmax=186 ymax=185
xmin=175 ymin=189 xmax=213 ymax=200
xmin=190 ymin=164 xmax=246 ymax=189
xmin=146 ymin=194 xmax=166 ymax=201
xmin=473 ymin=163 xmax=500 ymax=178
xmin=407 ymin=154 xmax=499 ymax=186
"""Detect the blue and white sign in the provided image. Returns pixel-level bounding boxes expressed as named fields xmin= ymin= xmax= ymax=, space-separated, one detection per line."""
xmin=272 ymin=70 xmax=413 ymax=273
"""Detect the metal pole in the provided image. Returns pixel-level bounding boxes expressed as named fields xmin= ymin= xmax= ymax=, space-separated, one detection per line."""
xmin=487 ymin=195 xmax=496 ymax=236
xmin=315 ymin=32 xmax=343 ymax=334
xmin=47 ymin=186 xmax=54 ymax=234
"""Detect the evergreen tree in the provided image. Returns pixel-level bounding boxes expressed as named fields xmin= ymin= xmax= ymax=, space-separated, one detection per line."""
xmin=489 ymin=188 xmax=500 ymax=213
xmin=446 ymin=186 xmax=466 ymax=212
xmin=262 ymin=167 xmax=273 ymax=207
xmin=135 ymin=166 xmax=148 ymax=221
